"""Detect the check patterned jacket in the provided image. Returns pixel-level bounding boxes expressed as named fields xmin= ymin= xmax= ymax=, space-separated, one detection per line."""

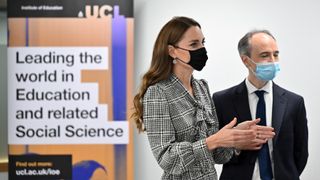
xmin=143 ymin=74 xmax=233 ymax=180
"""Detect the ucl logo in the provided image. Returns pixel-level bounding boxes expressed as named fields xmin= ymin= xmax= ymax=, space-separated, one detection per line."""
xmin=78 ymin=5 xmax=113 ymax=18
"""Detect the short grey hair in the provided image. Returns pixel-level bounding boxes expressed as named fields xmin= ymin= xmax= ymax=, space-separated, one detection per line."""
xmin=238 ymin=29 xmax=276 ymax=57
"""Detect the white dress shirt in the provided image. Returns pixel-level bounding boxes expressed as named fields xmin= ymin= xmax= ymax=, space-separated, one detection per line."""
xmin=245 ymin=78 xmax=275 ymax=180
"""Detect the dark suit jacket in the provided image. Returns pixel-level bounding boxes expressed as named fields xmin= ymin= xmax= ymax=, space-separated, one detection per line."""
xmin=212 ymin=81 xmax=308 ymax=180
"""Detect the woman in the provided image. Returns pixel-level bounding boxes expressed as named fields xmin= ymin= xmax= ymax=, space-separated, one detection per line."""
xmin=132 ymin=16 xmax=273 ymax=180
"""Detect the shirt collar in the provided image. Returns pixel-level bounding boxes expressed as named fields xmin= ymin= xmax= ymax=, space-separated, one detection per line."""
xmin=245 ymin=78 xmax=273 ymax=95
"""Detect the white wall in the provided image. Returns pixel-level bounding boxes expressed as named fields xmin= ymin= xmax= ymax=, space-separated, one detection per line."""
xmin=134 ymin=0 xmax=320 ymax=179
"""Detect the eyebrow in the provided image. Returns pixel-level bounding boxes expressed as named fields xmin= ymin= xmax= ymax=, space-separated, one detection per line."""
xmin=188 ymin=38 xmax=205 ymax=43
xmin=260 ymin=50 xmax=280 ymax=55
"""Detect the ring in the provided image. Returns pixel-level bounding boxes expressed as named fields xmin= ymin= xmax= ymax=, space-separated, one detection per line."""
xmin=257 ymin=133 xmax=259 ymax=139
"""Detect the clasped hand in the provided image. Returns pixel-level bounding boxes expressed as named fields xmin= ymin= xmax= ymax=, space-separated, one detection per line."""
xmin=206 ymin=118 xmax=275 ymax=151
xmin=234 ymin=118 xmax=275 ymax=150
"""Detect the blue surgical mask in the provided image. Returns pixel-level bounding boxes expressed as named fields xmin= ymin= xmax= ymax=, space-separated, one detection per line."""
xmin=249 ymin=58 xmax=280 ymax=81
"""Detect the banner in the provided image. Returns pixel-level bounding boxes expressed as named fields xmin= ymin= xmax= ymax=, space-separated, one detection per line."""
xmin=8 ymin=0 xmax=134 ymax=179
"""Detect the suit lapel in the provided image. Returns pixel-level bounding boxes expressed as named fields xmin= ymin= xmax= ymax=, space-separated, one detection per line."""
xmin=234 ymin=81 xmax=252 ymax=123
xmin=272 ymin=82 xmax=287 ymax=143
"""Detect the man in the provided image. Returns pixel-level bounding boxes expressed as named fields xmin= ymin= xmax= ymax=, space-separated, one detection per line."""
xmin=213 ymin=30 xmax=308 ymax=180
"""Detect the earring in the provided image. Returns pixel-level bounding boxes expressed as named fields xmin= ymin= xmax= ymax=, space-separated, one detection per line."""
xmin=173 ymin=58 xmax=177 ymax=64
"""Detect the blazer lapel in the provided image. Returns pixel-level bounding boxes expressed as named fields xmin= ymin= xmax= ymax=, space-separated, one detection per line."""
xmin=234 ymin=81 xmax=252 ymax=123
xmin=272 ymin=82 xmax=287 ymax=143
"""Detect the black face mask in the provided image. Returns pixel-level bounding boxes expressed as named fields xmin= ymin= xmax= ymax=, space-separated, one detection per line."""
xmin=175 ymin=46 xmax=208 ymax=71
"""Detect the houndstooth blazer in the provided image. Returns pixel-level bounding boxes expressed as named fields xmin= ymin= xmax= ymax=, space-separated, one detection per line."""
xmin=143 ymin=74 xmax=233 ymax=180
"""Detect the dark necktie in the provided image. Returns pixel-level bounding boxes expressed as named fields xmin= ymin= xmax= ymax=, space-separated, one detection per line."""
xmin=255 ymin=90 xmax=273 ymax=180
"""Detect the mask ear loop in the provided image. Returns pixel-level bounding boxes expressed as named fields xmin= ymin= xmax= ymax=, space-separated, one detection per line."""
xmin=169 ymin=44 xmax=191 ymax=65
xmin=245 ymin=56 xmax=257 ymax=74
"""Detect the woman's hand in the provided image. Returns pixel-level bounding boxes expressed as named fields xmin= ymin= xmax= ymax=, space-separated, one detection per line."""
xmin=206 ymin=118 xmax=257 ymax=150
xmin=235 ymin=118 xmax=275 ymax=150
xmin=205 ymin=118 xmax=275 ymax=151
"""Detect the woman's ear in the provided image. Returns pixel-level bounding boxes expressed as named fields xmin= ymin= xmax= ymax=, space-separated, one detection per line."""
xmin=168 ymin=45 xmax=176 ymax=59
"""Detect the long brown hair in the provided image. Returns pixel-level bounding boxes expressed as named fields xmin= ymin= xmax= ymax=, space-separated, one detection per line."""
xmin=132 ymin=16 xmax=201 ymax=132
